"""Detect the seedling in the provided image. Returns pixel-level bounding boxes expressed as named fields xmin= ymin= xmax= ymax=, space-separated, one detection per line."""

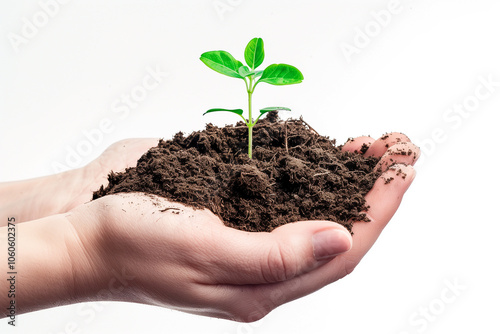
xmin=200 ymin=37 xmax=303 ymax=158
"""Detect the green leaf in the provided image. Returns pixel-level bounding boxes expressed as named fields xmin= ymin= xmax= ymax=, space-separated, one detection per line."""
xmin=244 ymin=38 xmax=265 ymax=70
xmin=203 ymin=108 xmax=244 ymax=116
xmin=238 ymin=65 xmax=252 ymax=78
xmin=200 ymin=51 xmax=244 ymax=79
xmin=238 ymin=66 xmax=264 ymax=79
xmin=257 ymin=64 xmax=304 ymax=86
xmin=253 ymin=70 xmax=264 ymax=78
xmin=252 ymin=106 xmax=291 ymax=126
xmin=259 ymin=106 xmax=291 ymax=115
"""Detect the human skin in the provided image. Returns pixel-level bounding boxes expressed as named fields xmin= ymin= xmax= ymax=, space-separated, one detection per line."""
xmin=0 ymin=138 xmax=160 ymax=224
xmin=0 ymin=134 xmax=419 ymax=322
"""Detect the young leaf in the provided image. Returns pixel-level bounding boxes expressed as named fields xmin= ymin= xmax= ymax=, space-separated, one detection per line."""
xmin=244 ymin=38 xmax=265 ymax=70
xmin=253 ymin=70 xmax=264 ymax=79
xmin=238 ymin=65 xmax=252 ymax=78
xmin=203 ymin=108 xmax=244 ymax=116
xmin=251 ymin=106 xmax=291 ymax=126
xmin=200 ymin=51 xmax=244 ymax=79
xmin=257 ymin=64 xmax=304 ymax=86
xmin=259 ymin=106 xmax=291 ymax=114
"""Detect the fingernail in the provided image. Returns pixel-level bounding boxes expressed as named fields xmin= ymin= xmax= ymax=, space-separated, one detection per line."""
xmin=312 ymin=229 xmax=352 ymax=261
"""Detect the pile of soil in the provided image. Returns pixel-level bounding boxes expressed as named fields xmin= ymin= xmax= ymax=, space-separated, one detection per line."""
xmin=93 ymin=112 xmax=382 ymax=232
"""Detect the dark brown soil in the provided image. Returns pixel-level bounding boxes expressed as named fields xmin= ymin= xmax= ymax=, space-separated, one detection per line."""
xmin=93 ymin=112 xmax=382 ymax=232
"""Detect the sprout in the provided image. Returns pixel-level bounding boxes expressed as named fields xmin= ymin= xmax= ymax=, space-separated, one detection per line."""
xmin=200 ymin=38 xmax=303 ymax=158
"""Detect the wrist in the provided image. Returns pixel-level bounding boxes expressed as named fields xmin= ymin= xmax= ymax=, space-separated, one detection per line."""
xmin=63 ymin=199 xmax=138 ymax=305
xmin=0 ymin=214 xmax=93 ymax=317
xmin=0 ymin=198 xmax=136 ymax=318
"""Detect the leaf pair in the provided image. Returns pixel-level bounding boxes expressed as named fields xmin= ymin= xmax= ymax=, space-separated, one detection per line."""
xmin=200 ymin=38 xmax=303 ymax=86
xmin=203 ymin=106 xmax=291 ymax=119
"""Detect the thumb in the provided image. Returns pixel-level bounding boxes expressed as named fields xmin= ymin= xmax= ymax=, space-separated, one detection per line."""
xmin=203 ymin=221 xmax=352 ymax=285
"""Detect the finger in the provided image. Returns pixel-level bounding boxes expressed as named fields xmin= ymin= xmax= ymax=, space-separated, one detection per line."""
xmin=341 ymin=136 xmax=375 ymax=154
xmin=99 ymin=138 xmax=160 ymax=171
xmin=121 ymin=138 xmax=160 ymax=167
xmin=342 ymin=164 xmax=416 ymax=264
xmin=364 ymin=132 xmax=411 ymax=157
xmin=375 ymin=142 xmax=421 ymax=171
xmin=197 ymin=220 xmax=353 ymax=285
xmin=92 ymin=138 xmax=159 ymax=189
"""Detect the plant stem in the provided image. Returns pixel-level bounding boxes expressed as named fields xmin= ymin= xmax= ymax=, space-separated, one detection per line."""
xmin=247 ymin=77 xmax=254 ymax=159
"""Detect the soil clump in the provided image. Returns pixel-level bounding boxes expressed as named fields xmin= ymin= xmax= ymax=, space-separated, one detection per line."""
xmin=93 ymin=112 xmax=381 ymax=232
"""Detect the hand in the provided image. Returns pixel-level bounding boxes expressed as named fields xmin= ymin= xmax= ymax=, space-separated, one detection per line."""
xmin=0 ymin=138 xmax=159 ymax=223
xmin=63 ymin=138 xmax=160 ymax=212
xmin=64 ymin=132 xmax=419 ymax=322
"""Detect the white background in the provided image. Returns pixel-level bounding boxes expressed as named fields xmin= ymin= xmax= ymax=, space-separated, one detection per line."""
xmin=1 ymin=0 xmax=499 ymax=333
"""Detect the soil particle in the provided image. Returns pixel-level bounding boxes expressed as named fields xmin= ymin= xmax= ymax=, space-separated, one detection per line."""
xmin=93 ymin=112 xmax=382 ymax=233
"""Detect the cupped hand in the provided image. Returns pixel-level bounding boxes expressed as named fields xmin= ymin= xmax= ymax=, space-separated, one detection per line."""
xmin=65 ymin=133 xmax=419 ymax=322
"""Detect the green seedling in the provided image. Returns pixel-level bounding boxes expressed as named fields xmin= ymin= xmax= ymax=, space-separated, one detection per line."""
xmin=200 ymin=37 xmax=303 ymax=158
